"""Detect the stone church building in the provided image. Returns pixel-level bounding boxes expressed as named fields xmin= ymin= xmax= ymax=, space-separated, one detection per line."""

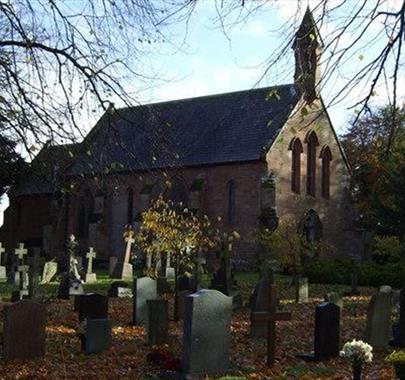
xmin=0 ymin=10 xmax=357 ymax=268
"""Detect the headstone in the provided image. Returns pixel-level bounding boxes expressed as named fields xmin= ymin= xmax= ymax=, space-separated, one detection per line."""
xmin=147 ymin=299 xmax=169 ymax=345
xmin=165 ymin=253 xmax=175 ymax=279
xmin=177 ymin=290 xmax=193 ymax=320
xmin=182 ymin=289 xmax=232 ymax=376
xmin=296 ymin=277 xmax=309 ymax=303
xmin=325 ymin=292 xmax=343 ymax=319
xmin=109 ymin=256 xmax=118 ymax=276
xmin=76 ymin=293 xmax=109 ymax=322
xmin=133 ymin=277 xmax=158 ymax=325
xmin=28 ymin=249 xmax=44 ymax=299
xmin=108 ymin=281 xmax=130 ymax=297
xmin=81 ymin=319 xmax=112 ymax=354
xmin=391 ymin=287 xmax=405 ymax=347
xmin=210 ymin=233 xmax=241 ymax=308
xmin=365 ymin=286 xmax=392 ymax=350
xmin=85 ymin=247 xmax=97 ymax=283
xmin=297 ymin=302 xmax=340 ymax=361
xmin=0 ymin=242 xmax=6 ymax=280
xmin=178 ymin=275 xmax=197 ymax=292
xmin=118 ymin=287 xmax=133 ymax=298
xmin=250 ymin=279 xmax=273 ymax=338
xmin=3 ymin=300 xmax=46 ymax=360
xmin=165 ymin=267 xmax=175 ymax=279
xmin=40 ymin=260 xmax=58 ymax=284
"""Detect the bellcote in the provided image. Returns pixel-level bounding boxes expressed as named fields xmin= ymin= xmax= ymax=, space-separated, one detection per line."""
xmin=292 ymin=8 xmax=323 ymax=103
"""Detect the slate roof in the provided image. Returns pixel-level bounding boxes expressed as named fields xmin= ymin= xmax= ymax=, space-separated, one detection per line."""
xmin=68 ymin=84 xmax=299 ymax=176
xmin=11 ymin=143 xmax=79 ymax=196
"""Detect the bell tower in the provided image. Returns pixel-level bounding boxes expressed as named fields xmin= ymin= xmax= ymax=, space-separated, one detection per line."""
xmin=292 ymin=8 xmax=323 ymax=103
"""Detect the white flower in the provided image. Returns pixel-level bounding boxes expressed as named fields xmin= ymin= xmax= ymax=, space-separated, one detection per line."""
xmin=340 ymin=339 xmax=373 ymax=364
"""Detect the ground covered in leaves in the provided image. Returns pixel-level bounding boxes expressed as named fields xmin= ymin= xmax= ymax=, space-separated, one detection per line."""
xmin=0 ymin=274 xmax=399 ymax=379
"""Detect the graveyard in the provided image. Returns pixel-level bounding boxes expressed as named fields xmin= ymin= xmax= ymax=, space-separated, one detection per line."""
xmin=0 ymin=268 xmax=401 ymax=379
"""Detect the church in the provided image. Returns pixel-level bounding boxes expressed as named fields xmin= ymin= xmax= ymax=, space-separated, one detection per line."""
xmin=0 ymin=10 xmax=357 ymax=268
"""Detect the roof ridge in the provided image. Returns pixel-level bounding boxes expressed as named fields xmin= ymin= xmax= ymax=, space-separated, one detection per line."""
xmin=115 ymin=83 xmax=294 ymax=112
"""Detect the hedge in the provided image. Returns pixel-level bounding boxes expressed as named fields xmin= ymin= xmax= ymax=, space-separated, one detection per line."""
xmin=303 ymin=258 xmax=405 ymax=288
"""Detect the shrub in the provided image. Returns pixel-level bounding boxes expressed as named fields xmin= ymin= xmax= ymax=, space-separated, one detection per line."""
xmin=303 ymin=258 xmax=405 ymax=288
xmin=372 ymin=235 xmax=402 ymax=264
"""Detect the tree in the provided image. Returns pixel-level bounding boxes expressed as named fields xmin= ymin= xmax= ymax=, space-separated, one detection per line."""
xmin=0 ymin=134 xmax=26 ymax=196
xmin=135 ymin=196 xmax=219 ymax=278
xmin=0 ymin=1 xmax=196 ymax=153
xmin=341 ymin=105 xmax=405 ymax=238
xmin=1 ymin=1 xmax=404 ymax=162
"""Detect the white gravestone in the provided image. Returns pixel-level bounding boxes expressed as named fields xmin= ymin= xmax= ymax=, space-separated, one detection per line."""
xmin=165 ymin=253 xmax=175 ymax=279
xmin=122 ymin=230 xmax=134 ymax=279
xmin=0 ymin=242 xmax=6 ymax=280
xmin=85 ymin=247 xmax=97 ymax=283
xmin=14 ymin=243 xmax=29 ymax=287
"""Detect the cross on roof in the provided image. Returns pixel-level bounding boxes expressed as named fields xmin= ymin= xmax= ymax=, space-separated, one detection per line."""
xmin=250 ymin=283 xmax=291 ymax=367
xmin=15 ymin=243 xmax=28 ymax=261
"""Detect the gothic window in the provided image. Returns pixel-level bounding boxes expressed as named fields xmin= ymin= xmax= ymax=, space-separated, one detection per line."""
xmin=227 ymin=181 xmax=236 ymax=224
xmin=305 ymin=131 xmax=319 ymax=196
xmin=320 ymin=146 xmax=332 ymax=199
xmin=289 ymin=137 xmax=303 ymax=194
xmin=127 ymin=188 xmax=134 ymax=225
xmin=302 ymin=209 xmax=322 ymax=242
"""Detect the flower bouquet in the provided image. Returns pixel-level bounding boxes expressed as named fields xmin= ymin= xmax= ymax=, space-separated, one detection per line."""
xmin=340 ymin=339 xmax=373 ymax=380
xmin=386 ymin=351 xmax=405 ymax=379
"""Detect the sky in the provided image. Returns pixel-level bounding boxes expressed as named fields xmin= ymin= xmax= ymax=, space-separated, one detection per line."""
xmin=1 ymin=0 xmax=404 ymax=225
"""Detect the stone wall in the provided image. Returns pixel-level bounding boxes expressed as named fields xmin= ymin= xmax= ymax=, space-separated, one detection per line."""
xmin=65 ymin=161 xmax=267 ymax=268
xmin=265 ymin=97 xmax=355 ymax=257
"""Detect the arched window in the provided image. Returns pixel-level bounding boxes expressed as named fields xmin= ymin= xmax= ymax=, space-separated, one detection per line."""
xmin=289 ymin=137 xmax=303 ymax=194
xmin=305 ymin=131 xmax=319 ymax=196
xmin=320 ymin=146 xmax=332 ymax=199
xmin=127 ymin=188 xmax=134 ymax=224
xmin=227 ymin=181 xmax=236 ymax=224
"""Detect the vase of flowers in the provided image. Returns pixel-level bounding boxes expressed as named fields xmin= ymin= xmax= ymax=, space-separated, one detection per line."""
xmin=386 ymin=351 xmax=405 ymax=379
xmin=340 ymin=339 xmax=373 ymax=380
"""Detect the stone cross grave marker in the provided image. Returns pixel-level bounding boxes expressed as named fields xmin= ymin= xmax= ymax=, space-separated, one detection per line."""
xmin=365 ymin=285 xmax=392 ymax=350
xmin=133 ymin=276 xmax=158 ymax=325
xmin=0 ymin=242 xmax=6 ymax=280
xmin=3 ymin=299 xmax=46 ymax=360
xmin=181 ymin=289 xmax=233 ymax=376
xmin=251 ymin=283 xmax=291 ymax=367
xmin=121 ymin=227 xmax=134 ymax=279
xmin=13 ymin=243 xmax=29 ymax=300
xmin=165 ymin=252 xmax=175 ymax=279
xmin=250 ymin=279 xmax=275 ymax=338
xmin=85 ymin=247 xmax=97 ymax=283
xmin=297 ymin=302 xmax=340 ymax=361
